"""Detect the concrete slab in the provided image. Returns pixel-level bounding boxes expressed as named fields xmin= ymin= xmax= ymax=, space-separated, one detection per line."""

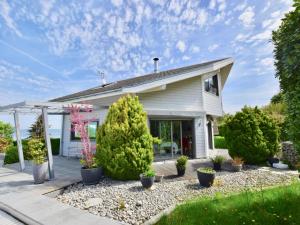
xmin=0 ymin=156 xmax=122 ymax=225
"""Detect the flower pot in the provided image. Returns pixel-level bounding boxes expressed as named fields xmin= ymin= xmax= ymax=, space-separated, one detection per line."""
xmin=81 ymin=167 xmax=103 ymax=185
xmin=213 ymin=162 xmax=222 ymax=171
xmin=155 ymin=174 xmax=164 ymax=182
xmin=176 ymin=167 xmax=186 ymax=176
xmin=197 ymin=170 xmax=216 ymax=187
xmin=232 ymin=164 xmax=243 ymax=172
xmin=140 ymin=175 xmax=155 ymax=188
xmin=32 ymin=161 xmax=48 ymax=184
xmin=268 ymin=157 xmax=279 ymax=167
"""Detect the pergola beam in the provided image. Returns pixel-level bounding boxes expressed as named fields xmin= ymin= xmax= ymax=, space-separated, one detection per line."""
xmin=13 ymin=111 xmax=25 ymax=171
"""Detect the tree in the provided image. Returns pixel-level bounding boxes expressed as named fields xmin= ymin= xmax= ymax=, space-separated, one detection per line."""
xmin=272 ymin=0 xmax=300 ymax=154
xmin=96 ymin=95 xmax=159 ymax=180
xmin=28 ymin=115 xmax=44 ymax=139
xmin=0 ymin=121 xmax=14 ymax=152
xmin=270 ymin=91 xmax=284 ymax=104
xmin=222 ymin=106 xmax=280 ymax=164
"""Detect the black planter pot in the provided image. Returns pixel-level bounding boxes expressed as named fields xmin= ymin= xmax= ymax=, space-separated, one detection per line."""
xmin=81 ymin=167 xmax=103 ymax=185
xmin=197 ymin=171 xmax=216 ymax=187
xmin=268 ymin=157 xmax=279 ymax=167
xmin=176 ymin=167 xmax=186 ymax=176
xmin=140 ymin=175 xmax=155 ymax=189
xmin=213 ymin=163 xmax=222 ymax=171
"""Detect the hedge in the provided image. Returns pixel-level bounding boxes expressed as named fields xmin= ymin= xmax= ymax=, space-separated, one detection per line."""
xmin=5 ymin=138 xmax=60 ymax=164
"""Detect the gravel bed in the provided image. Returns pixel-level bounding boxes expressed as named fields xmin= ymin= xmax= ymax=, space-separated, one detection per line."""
xmin=56 ymin=168 xmax=298 ymax=225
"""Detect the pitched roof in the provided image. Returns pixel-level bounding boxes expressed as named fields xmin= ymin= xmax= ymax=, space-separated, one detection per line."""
xmin=51 ymin=58 xmax=231 ymax=102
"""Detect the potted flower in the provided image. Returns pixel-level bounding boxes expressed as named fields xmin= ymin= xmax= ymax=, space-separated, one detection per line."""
xmin=176 ymin=155 xmax=188 ymax=176
xmin=28 ymin=138 xmax=48 ymax=184
xmin=231 ymin=157 xmax=244 ymax=172
xmin=69 ymin=105 xmax=103 ymax=185
xmin=140 ymin=169 xmax=155 ymax=188
xmin=197 ymin=167 xmax=216 ymax=187
xmin=211 ymin=155 xmax=225 ymax=171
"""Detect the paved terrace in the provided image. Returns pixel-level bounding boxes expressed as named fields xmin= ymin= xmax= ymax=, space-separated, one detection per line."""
xmin=0 ymin=151 xmax=230 ymax=225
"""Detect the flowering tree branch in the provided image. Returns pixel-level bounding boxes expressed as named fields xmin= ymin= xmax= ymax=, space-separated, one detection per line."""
xmin=67 ymin=105 xmax=96 ymax=168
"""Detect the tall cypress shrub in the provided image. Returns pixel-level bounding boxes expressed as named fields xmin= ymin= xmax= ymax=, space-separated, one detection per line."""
xmin=272 ymin=0 xmax=300 ymax=154
xmin=96 ymin=95 xmax=158 ymax=180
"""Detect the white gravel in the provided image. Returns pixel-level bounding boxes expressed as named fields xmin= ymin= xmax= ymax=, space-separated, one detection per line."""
xmin=56 ymin=168 xmax=298 ymax=225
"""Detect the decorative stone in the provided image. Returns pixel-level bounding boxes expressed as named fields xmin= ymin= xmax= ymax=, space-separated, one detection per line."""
xmin=57 ymin=170 xmax=297 ymax=225
xmin=273 ymin=162 xmax=289 ymax=170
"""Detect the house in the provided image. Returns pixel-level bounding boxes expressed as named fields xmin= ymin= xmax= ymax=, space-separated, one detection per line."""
xmin=51 ymin=57 xmax=234 ymax=160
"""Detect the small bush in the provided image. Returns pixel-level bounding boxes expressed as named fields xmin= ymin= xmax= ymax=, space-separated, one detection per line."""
xmin=197 ymin=167 xmax=215 ymax=174
xmin=211 ymin=155 xmax=225 ymax=164
xmin=28 ymin=138 xmax=46 ymax=164
xmin=96 ymin=95 xmax=159 ymax=180
xmin=222 ymin=106 xmax=280 ymax=164
xmin=214 ymin=136 xmax=227 ymax=149
xmin=143 ymin=169 xmax=155 ymax=177
xmin=176 ymin=155 xmax=188 ymax=169
xmin=4 ymin=145 xmax=19 ymax=165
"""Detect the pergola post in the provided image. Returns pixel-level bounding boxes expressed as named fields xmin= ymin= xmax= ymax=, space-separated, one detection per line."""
xmin=42 ymin=107 xmax=55 ymax=179
xmin=13 ymin=111 xmax=25 ymax=171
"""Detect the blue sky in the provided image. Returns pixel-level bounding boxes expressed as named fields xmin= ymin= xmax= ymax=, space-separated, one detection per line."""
xmin=0 ymin=0 xmax=294 ymax=129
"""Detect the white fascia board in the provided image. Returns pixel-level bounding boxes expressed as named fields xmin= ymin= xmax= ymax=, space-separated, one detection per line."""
xmin=123 ymin=59 xmax=234 ymax=94
xmin=60 ymin=90 xmax=124 ymax=103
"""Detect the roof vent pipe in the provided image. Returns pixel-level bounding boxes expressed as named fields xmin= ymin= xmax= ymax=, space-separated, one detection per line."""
xmin=153 ymin=57 xmax=159 ymax=73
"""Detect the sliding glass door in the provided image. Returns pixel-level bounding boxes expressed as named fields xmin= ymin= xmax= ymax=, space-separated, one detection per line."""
xmin=150 ymin=119 xmax=193 ymax=160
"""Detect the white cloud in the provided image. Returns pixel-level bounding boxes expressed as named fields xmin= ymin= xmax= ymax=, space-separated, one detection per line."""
xmin=197 ymin=9 xmax=208 ymax=27
xmin=0 ymin=0 xmax=22 ymax=37
xmin=182 ymin=55 xmax=190 ymax=61
xmin=262 ymin=1 xmax=271 ymax=13
xmin=209 ymin=0 xmax=216 ymax=10
xmin=190 ymin=45 xmax=200 ymax=53
xmin=234 ymin=2 xmax=247 ymax=11
xmin=111 ymin=0 xmax=123 ymax=7
xmin=239 ymin=6 xmax=255 ymax=28
xmin=261 ymin=57 xmax=274 ymax=67
xmin=208 ymin=44 xmax=219 ymax=52
xmin=176 ymin=40 xmax=186 ymax=52
xmin=217 ymin=0 xmax=226 ymax=12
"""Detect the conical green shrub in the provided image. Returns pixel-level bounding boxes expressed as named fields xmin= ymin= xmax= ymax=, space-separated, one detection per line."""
xmin=96 ymin=95 xmax=158 ymax=180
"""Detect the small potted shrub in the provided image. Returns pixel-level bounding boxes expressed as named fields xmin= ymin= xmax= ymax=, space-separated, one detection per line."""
xmin=197 ymin=167 xmax=216 ymax=187
xmin=140 ymin=169 xmax=155 ymax=188
xmin=176 ymin=155 xmax=188 ymax=176
xmin=232 ymin=157 xmax=244 ymax=172
xmin=28 ymin=138 xmax=47 ymax=184
xmin=211 ymin=155 xmax=225 ymax=171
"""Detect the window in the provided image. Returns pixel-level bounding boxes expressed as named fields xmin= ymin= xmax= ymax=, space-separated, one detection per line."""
xmin=70 ymin=121 xmax=99 ymax=140
xmin=204 ymin=74 xmax=219 ymax=96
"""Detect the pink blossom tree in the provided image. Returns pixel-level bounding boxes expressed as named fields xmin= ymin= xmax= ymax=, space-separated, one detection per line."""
xmin=67 ymin=105 xmax=97 ymax=168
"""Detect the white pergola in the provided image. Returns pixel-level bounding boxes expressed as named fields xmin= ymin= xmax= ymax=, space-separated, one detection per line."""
xmin=0 ymin=101 xmax=92 ymax=179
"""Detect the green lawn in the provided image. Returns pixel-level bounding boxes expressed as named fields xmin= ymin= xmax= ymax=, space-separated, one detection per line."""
xmin=156 ymin=183 xmax=300 ymax=225
xmin=214 ymin=135 xmax=227 ymax=149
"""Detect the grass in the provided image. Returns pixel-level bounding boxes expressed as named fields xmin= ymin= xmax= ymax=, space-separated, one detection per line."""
xmin=214 ymin=135 xmax=227 ymax=149
xmin=156 ymin=182 xmax=300 ymax=225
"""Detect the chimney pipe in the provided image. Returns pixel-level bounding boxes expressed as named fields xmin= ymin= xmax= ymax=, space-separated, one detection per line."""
xmin=99 ymin=71 xmax=107 ymax=86
xmin=153 ymin=57 xmax=159 ymax=73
